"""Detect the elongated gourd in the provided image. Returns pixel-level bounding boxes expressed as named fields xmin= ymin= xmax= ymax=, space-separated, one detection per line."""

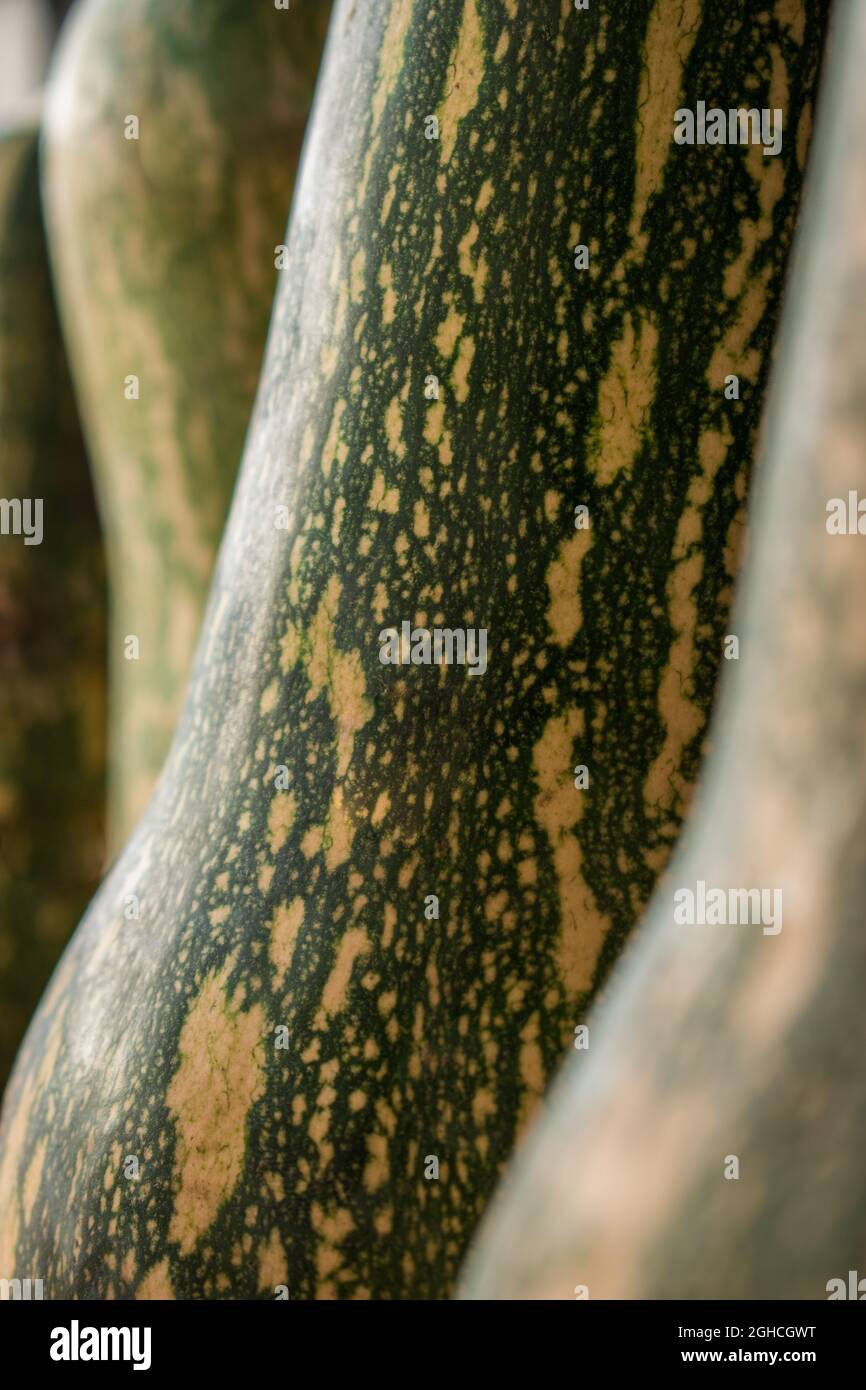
xmin=460 ymin=0 xmax=866 ymax=1301
xmin=42 ymin=0 xmax=332 ymax=848
xmin=0 ymin=0 xmax=827 ymax=1298
xmin=0 ymin=112 xmax=106 ymax=1094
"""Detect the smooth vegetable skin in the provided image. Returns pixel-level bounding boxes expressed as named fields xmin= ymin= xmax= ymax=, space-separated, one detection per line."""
xmin=0 ymin=0 xmax=827 ymax=1297
xmin=461 ymin=0 xmax=866 ymax=1302
xmin=0 ymin=116 xmax=106 ymax=1095
xmin=42 ymin=0 xmax=332 ymax=848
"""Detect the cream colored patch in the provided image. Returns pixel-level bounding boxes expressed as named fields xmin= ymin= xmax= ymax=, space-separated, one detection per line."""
xmin=258 ymin=1228 xmax=288 ymax=1291
xmin=533 ymin=711 xmax=608 ymax=996
xmin=258 ymin=675 xmax=279 ymax=711
xmin=413 ymin=499 xmax=430 ymax=538
xmin=313 ymin=1204 xmax=355 ymax=1286
xmin=324 ymin=783 xmax=355 ymax=871
xmin=457 ymin=222 xmax=488 ymax=301
xmin=302 ymin=825 xmax=324 ymax=858
xmin=424 ymin=400 xmax=445 ymax=445
xmin=517 ymin=1013 xmax=545 ymax=1131
xmin=368 ymin=470 xmax=400 ymax=513
xmin=472 ymin=1089 xmax=496 ymax=1126
xmin=774 ymin=0 xmax=805 ymax=44
xmin=545 ymin=528 xmax=593 ymax=646
xmin=136 ymin=1258 xmax=174 ymax=1299
xmin=768 ymin=43 xmax=789 ymax=125
xmin=438 ymin=0 xmax=485 ymax=164
xmin=588 ymin=316 xmax=658 ymax=484
xmin=629 ymin=0 xmax=702 ymax=245
xmin=305 ymin=577 xmax=373 ymax=778
xmin=372 ymin=791 xmax=391 ymax=827
xmin=372 ymin=580 xmax=389 ymax=622
xmin=435 ymin=303 xmax=464 ymax=358
xmin=372 ymin=1 xmax=415 ymax=134
xmin=379 ymin=262 xmax=397 ymax=324
xmin=166 ymin=956 xmax=266 ymax=1256
xmin=453 ymin=336 xmax=475 ymax=402
xmin=476 ymin=178 xmax=495 ymax=213
xmin=269 ymin=898 xmax=305 ymax=985
xmin=267 ymin=792 xmax=297 ymax=856
xmin=364 ymin=1132 xmax=390 ymax=1191
xmin=322 ymin=927 xmax=369 ymax=1014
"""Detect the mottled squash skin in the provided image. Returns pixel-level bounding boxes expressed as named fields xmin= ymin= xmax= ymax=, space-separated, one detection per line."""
xmin=0 ymin=116 xmax=107 ymax=1095
xmin=42 ymin=0 xmax=332 ymax=848
xmin=0 ymin=1 xmax=827 ymax=1298
xmin=460 ymin=1 xmax=866 ymax=1303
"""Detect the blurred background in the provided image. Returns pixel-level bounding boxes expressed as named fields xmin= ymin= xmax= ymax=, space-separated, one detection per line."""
xmin=0 ymin=0 xmax=73 ymax=118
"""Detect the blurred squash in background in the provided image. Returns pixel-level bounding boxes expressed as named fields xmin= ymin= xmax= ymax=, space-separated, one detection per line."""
xmin=0 ymin=108 xmax=107 ymax=1095
xmin=42 ymin=0 xmax=332 ymax=850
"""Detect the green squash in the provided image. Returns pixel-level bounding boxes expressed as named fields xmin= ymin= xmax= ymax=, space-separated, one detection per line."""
xmin=0 ymin=112 xmax=106 ymax=1095
xmin=0 ymin=0 xmax=827 ymax=1298
xmin=41 ymin=0 xmax=332 ymax=848
xmin=461 ymin=0 xmax=866 ymax=1302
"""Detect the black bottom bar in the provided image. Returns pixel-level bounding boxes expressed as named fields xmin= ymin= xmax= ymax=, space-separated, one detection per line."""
xmin=3 ymin=1297 xmax=862 ymax=1376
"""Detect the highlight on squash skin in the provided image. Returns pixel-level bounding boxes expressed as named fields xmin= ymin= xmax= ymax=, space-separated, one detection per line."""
xmin=0 ymin=0 xmax=852 ymax=1311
